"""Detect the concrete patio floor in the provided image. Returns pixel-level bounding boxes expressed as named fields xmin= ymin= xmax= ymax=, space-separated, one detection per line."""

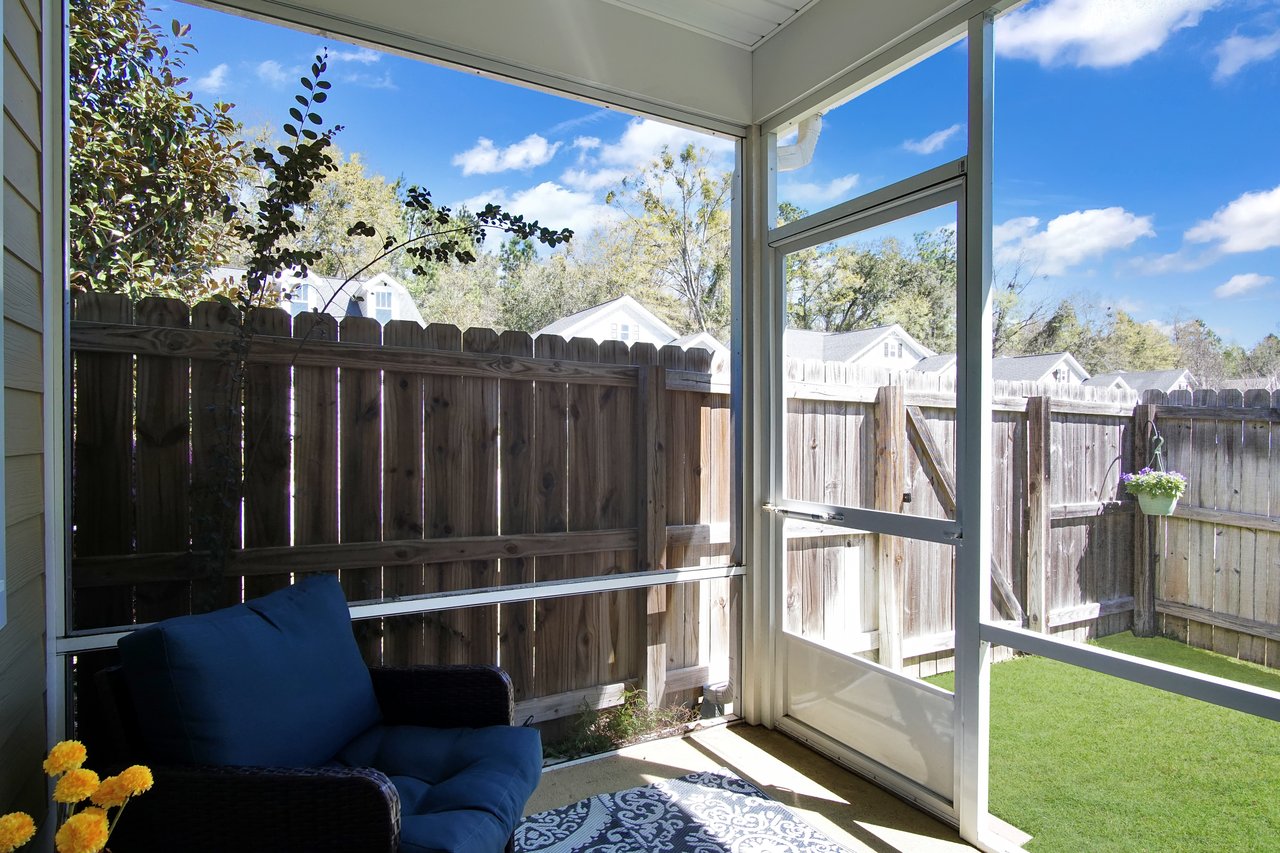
xmin=526 ymin=723 xmax=987 ymax=852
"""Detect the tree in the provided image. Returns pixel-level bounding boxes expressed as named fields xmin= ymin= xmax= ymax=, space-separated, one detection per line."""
xmin=991 ymin=253 xmax=1050 ymax=356
xmin=606 ymin=144 xmax=732 ymax=336
xmin=1172 ymin=316 xmax=1229 ymax=385
xmin=1244 ymin=334 xmax=1280 ymax=379
xmin=69 ymin=0 xmax=248 ymax=298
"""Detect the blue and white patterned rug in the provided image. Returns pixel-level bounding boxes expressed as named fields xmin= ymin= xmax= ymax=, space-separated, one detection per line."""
xmin=516 ymin=770 xmax=849 ymax=852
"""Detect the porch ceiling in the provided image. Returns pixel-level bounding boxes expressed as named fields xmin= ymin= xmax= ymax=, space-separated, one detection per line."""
xmin=204 ymin=0 xmax=974 ymax=134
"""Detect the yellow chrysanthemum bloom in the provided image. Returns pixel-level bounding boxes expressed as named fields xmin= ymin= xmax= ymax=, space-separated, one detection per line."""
xmin=0 ymin=811 xmax=37 ymax=853
xmin=52 ymin=768 xmax=100 ymax=804
xmin=54 ymin=808 xmax=108 ymax=853
xmin=118 ymin=765 xmax=154 ymax=796
xmin=89 ymin=774 xmax=128 ymax=809
xmin=43 ymin=741 xmax=87 ymax=776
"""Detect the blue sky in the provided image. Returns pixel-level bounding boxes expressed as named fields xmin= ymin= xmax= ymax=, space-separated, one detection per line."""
xmin=170 ymin=0 xmax=1280 ymax=346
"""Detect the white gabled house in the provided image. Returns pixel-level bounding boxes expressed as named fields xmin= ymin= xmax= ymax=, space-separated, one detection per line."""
xmin=211 ymin=267 xmax=426 ymax=326
xmin=784 ymin=323 xmax=936 ymax=371
xmin=534 ymin=295 xmax=680 ymax=347
xmin=991 ymin=352 xmax=1090 ymax=385
xmin=1085 ymin=369 xmax=1193 ymax=396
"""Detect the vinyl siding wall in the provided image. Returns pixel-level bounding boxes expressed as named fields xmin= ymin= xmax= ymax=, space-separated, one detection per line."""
xmin=1 ymin=0 xmax=46 ymax=819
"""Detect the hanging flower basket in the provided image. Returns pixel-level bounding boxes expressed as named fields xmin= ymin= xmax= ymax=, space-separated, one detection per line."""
xmin=1136 ymin=492 xmax=1179 ymax=516
xmin=1122 ymin=468 xmax=1187 ymax=517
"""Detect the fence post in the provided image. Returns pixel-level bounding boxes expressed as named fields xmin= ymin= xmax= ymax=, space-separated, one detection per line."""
xmin=634 ymin=344 xmax=668 ymax=705
xmin=1025 ymin=396 xmax=1051 ymax=633
xmin=1132 ymin=402 xmax=1159 ymax=637
xmin=875 ymin=385 xmax=906 ymax=670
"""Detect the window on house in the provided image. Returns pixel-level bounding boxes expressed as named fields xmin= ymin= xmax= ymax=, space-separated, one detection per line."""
xmin=619 ymin=324 xmax=632 ymax=341
xmin=288 ymin=284 xmax=314 ymax=317
xmin=884 ymin=341 xmax=892 ymax=356
xmin=373 ymin=290 xmax=393 ymax=324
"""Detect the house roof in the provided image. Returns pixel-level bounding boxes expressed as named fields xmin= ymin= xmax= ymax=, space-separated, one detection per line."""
xmin=209 ymin=267 xmax=425 ymax=326
xmin=1085 ymin=369 xmax=1191 ymax=395
xmin=535 ymin=295 xmax=680 ymax=342
xmin=784 ymin=324 xmax=936 ymax=363
xmin=671 ymin=331 xmax=728 ymax=353
xmin=991 ymin=352 xmax=1089 ymax=383
xmin=912 ymin=353 xmax=957 ymax=374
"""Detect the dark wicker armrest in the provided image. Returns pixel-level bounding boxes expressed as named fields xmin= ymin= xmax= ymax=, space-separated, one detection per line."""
xmin=109 ymin=764 xmax=400 ymax=853
xmin=370 ymin=664 xmax=515 ymax=728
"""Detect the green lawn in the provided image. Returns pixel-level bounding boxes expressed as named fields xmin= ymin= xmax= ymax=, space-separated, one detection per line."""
xmin=927 ymin=633 xmax=1280 ymax=852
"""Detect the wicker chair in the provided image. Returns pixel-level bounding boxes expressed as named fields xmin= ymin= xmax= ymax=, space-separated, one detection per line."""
xmin=97 ymin=577 xmax=539 ymax=853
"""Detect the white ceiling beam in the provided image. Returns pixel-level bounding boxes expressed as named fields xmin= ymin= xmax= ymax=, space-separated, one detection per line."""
xmin=196 ymin=0 xmax=754 ymax=136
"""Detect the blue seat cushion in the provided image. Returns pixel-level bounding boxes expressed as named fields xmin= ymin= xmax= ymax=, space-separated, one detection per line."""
xmin=332 ymin=724 xmax=543 ymax=853
xmin=117 ymin=575 xmax=382 ymax=767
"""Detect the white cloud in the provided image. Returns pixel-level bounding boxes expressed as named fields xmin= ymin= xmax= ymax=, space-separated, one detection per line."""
xmin=256 ymin=59 xmax=291 ymax=88
xmin=328 ymin=46 xmax=382 ymax=65
xmin=452 ymin=134 xmax=562 ymax=176
xmin=994 ymin=207 xmax=1155 ymax=275
xmin=997 ymin=0 xmax=1221 ymax=68
xmin=560 ymin=167 xmax=628 ymax=192
xmin=195 ymin=63 xmax=230 ymax=94
xmin=459 ymin=182 xmax=619 ymax=238
xmin=903 ymin=124 xmax=963 ymax=155
xmin=1214 ymin=31 xmax=1280 ymax=80
xmin=572 ymin=136 xmax=601 ymax=152
xmin=598 ymin=118 xmax=733 ymax=169
xmin=1185 ymin=184 xmax=1280 ymax=253
xmin=1214 ymin=273 xmax=1274 ymax=298
xmin=782 ymin=173 xmax=861 ymax=205
xmin=341 ymin=71 xmax=396 ymax=90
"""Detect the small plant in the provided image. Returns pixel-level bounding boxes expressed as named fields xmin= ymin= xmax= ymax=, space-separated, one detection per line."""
xmin=543 ymin=689 xmax=699 ymax=763
xmin=1122 ymin=467 xmax=1187 ymax=498
xmin=0 ymin=740 xmax=153 ymax=853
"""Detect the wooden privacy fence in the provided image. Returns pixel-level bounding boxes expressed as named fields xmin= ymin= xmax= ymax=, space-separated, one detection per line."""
xmin=783 ymin=364 xmax=1148 ymax=678
xmin=1141 ymin=389 xmax=1280 ymax=669
xmin=70 ymin=293 xmax=736 ymax=722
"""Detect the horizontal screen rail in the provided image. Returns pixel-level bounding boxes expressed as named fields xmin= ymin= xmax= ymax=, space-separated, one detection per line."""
xmin=57 ymin=564 xmax=747 ymax=655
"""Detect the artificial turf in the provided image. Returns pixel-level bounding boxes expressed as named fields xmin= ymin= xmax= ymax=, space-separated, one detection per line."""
xmin=926 ymin=633 xmax=1280 ymax=852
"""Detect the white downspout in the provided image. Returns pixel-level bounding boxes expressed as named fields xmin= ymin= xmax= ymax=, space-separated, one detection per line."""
xmin=775 ymin=114 xmax=822 ymax=172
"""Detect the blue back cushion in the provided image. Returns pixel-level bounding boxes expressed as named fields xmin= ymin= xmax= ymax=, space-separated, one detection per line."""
xmin=118 ymin=575 xmax=382 ymax=767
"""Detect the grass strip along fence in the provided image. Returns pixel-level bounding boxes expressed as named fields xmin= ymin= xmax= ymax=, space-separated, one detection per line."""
xmin=928 ymin=634 xmax=1280 ymax=852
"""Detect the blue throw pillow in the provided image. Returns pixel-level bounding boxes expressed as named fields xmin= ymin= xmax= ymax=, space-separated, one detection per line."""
xmin=118 ymin=575 xmax=382 ymax=767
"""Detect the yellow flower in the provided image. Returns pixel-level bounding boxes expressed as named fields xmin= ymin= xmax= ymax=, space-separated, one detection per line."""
xmin=43 ymin=741 xmax=87 ymax=776
xmin=0 ymin=811 xmax=36 ymax=853
xmin=117 ymin=765 xmax=154 ymax=797
xmin=89 ymin=774 xmax=128 ymax=809
xmin=52 ymin=768 xmax=100 ymax=804
xmin=54 ymin=808 xmax=108 ymax=853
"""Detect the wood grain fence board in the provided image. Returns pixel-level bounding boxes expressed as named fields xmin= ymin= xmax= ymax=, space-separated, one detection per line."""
xmin=632 ymin=343 xmax=665 ymax=702
xmin=72 ymin=321 xmax=639 ymax=386
xmin=339 ymin=317 xmax=384 ymax=658
xmin=532 ymin=333 xmax=569 ymax=698
xmin=71 ymin=292 xmax=135 ymax=628
xmin=1238 ymin=390 xmax=1271 ymax=663
xmin=823 ymin=382 xmax=850 ymax=648
xmin=1156 ymin=391 xmax=1191 ymax=641
xmin=1026 ymin=397 xmax=1050 ymax=632
xmin=874 ymin=385 xmax=905 ymax=670
xmin=242 ymin=307 xmax=292 ymax=602
xmin=498 ymin=330 xmax=536 ymax=700
xmin=462 ymin=327 xmax=502 ymax=667
xmin=133 ymin=297 xmax=192 ymax=622
xmin=564 ymin=337 xmax=608 ymax=690
xmin=1215 ymin=390 xmax=1244 ymax=658
xmin=190 ymin=300 xmax=243 ymax=609
xmin=423 ymin=323 xmax=467 ymax=665
xmin=599 ymin=340 xmax=637 ymax=688
xmin=1132 ymin=403 xmax=1157 ymax=636
xmin=292 ymin=312 xmax=339 ymax=555
xmin=1189 ymin=390 xmax=1219 ymax=652
xmin=1269 ymin=389 xmax=1280 ymax=666
xmin=382 ymin=320 xmax=428 ymax=667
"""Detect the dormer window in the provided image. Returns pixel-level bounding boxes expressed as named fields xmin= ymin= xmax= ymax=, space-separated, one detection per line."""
xmin=288 ymin=284 xmax=315 ymax=317
xmin=372 ymin=289 xmax=393 ymax=324
xmin=883 ymin=340 xmax=903 ymax=358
